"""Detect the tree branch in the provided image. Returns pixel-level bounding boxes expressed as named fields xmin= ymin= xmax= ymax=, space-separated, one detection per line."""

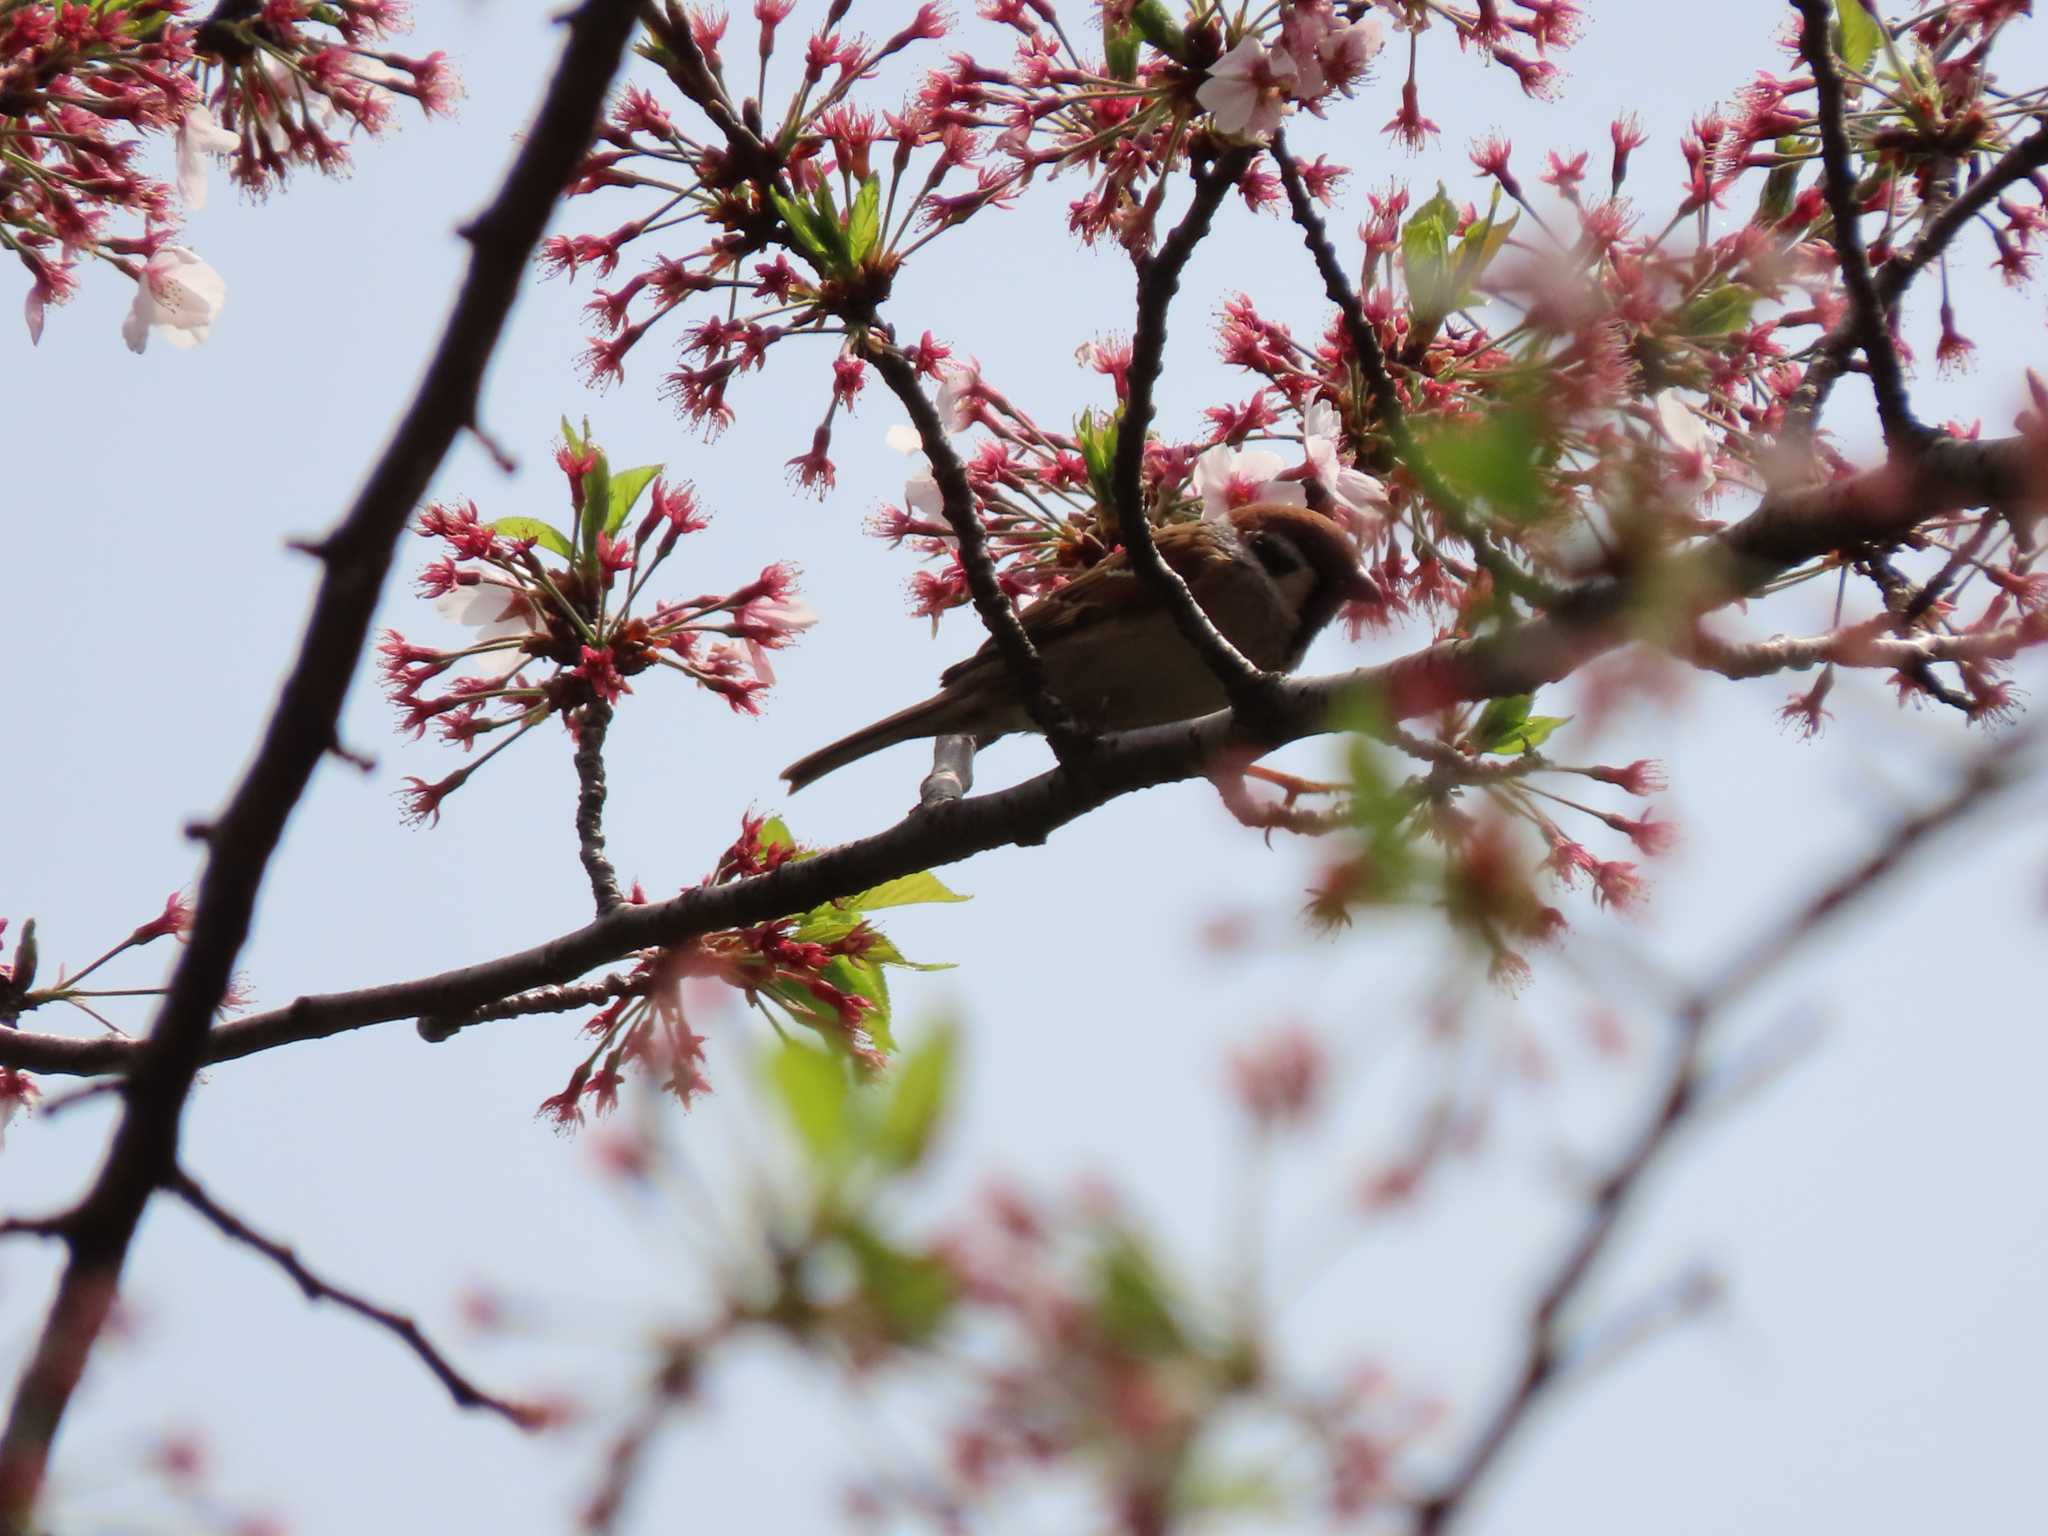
xmin=0 ymin=5 xmax=646 ymax=1525
xmin=1271 ymin=131 xmax=1562 ymax=609
xmin=1107 ymin=143 xmax=1275 ymax=710
xmin=168 ymin=1170 xmax=537 ymax=1428
xmin=574 ymin=702 xmax=628 ymax=914
xmin=865 ymin=334 xmax=1087 ymax=757
xmin=1792 ymin=0 xmax=1925 ymax=452
xmin=1799 ymin=123 xmax=2048 ymax=423
xmin=0 ymin=437 xmax=2034 ymax=1088
xmin=1414 ymin=727 xmax=2035 ymax=1533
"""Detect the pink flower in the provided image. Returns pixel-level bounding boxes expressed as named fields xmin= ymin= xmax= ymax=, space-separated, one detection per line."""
xmin=1192 ymin=443 xmax=1306 ymax=518
xmin=1197 ymin=35 xmax=1298 ymax=140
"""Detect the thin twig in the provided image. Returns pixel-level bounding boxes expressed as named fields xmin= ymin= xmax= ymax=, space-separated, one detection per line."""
xmin=1793 ymin=0 xmax=1925 ymax=452
xmin=1800 ymin=123 xmax=2048 ymax=423
xmin=1414 ymin=728 xmax=2035 ymax=1532
xmin=168 ymin=1170 xmax=536 ymax=1427
xmin=1108 ymin=144 xmax=1276 ymax=709
xmin=865 ymin=334 xmax=1087 ymax=758
xmin=0 ymin=5 xmax=645 ymax=1524
xmin=1272 ymin=131 xmax=1562 ymax=609
xmin=420 ymin=968 xmax=651 ymax=1044
xmin=574 ymin=701 xmax=628 ymax=914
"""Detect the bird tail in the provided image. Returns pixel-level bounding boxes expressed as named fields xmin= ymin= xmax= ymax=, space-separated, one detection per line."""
xmin=781 ymin=692 xmax=970 ymax=793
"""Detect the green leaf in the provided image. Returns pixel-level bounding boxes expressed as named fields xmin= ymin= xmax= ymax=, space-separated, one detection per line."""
xmin=488 ymin=516 xmax=574 ymax=559
xmin=769 ymin=1042 xmax=850 ymax=1166
xmin=877 ymin=1022 xmax=957 ymax=1171
xmin=559 ymin=416 xmax=582 ymax=455
xmin=1469 ymin=694 xmax=1533 ymax=752
xmin=578 ymin=450 xmax=613 ymax=563
xmin=1103 ymin=20 xmax=1139 ymax=79
xmin=604 ymin=464 xmax=662 ymax=535
xmin=770 ymin=188 xmax=834 ymax=269
xmin=1835 ymin=0 xmax=1881 ymax=72
xmin=1416 ymin=404 xmax=1548 ymax=522
xmin=1450 ymin=192 xmax=1517 ymax=297
xmin=758 ymin=815 xmax=799 ymax=854
xmin=846 ymin=175 xmax=882 ymax=264
xmin=1492 ymin=714 xmax=1572 ymax=755
xmin=1129 ymin=0 xmax=1189 ymax=62
xmin=825 ymin=955 xmax=893 ymax=1054
xmin=1677 ymin=284 xmax=1757 ymax=337
xmin=1094 ymin=1233 xmax=1184 ymax=1357
xmin=848 ymin=871 xmax=969 ymax=910
xmin=1469 ymin=694 xmax=1570 ymax=754
xmin=838 ymin=1223 xmax=957 ymax=1342
xmin=1401 ymin=185 xmax=1459 ymax=329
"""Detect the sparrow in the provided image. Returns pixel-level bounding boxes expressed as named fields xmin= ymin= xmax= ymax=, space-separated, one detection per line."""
xmin=781 ymin=503 xmax=1374 ymax=791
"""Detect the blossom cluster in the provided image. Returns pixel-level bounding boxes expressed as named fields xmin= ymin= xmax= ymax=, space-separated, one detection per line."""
xmin=0 ymin=890 xmax=246 ymax=1151
xmin=3 ymin=0 xmax=454 ymax=347
xmin=385 ymin=423 xmax=816 ymax=827
xmin=533 ymin=813 xmax=963 ymax=1131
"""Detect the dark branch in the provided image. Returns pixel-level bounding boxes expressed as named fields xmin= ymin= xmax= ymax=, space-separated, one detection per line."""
xmin=0 ymin=436 xmax=2034 ymax=1087
xmin=1792 ymin=0 xmax=1925 ymax=452
xmin=573 ymin=702 xmax=628 ymax=914
xmin=1108 ymin=143 xmax=1275 ymax=710
xmin=1415 ymin=727 xmax=2035 ymax=1533
xmin=168 ymin=1170 xmax=536 ymax=1427
xmin=865 ymin=335 xmax=1087 ymax=756
xmin=0 ymin=4 xmax=646 ymax=1523
xmin=1801 ymin=123 xmax=2048 ymax=421
xmin=1271 ymin=131 xmax=1561 ymax=609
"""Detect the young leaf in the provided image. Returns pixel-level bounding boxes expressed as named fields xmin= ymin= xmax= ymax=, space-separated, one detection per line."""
xmin=846 ymin=175 xmax=882 ymax=264
xmin=769 ymin=1042 xmax=851 ymax=1167
xmin=558 ymin=416 xmax=582 ymax=455
xmin=1489 ymin=713 xmax=1572 ymax=755
xmin=837 ymin=1223 xmax=957 ymax=1342
xmin=877 ymin=1022 xmax=957 ymax=1171
xmin=1835 ymin=0 xmax=1881 ymax=72
xmin=849 ymin=871 xmax=969 ymax=910
xmin=1469 ymin=693 xmax=1534 ymax=752
xmin=578 ymin=450 xmax=613 ymax=563
xmin=1093 ymin=1234 xmax=1184 ymax=1356
xmin=604 ymin=464 xmax=663 ymax=535
xmin=1129 ymin=0 xmax=1189 ymax=62
xmin=1401 ymin=185 xmax=1460 ymax=328
xmin=770 ymin=187 xmax=833 ymax=269
xmin=1678 ymin=284 xmax=1758 ymax=338
xmin=489 ymin=516 xmax=574 ymax=559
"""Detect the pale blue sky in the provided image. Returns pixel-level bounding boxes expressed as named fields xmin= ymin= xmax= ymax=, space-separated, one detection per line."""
xmin=6 ymin=3 xmax=2047 ymax=1531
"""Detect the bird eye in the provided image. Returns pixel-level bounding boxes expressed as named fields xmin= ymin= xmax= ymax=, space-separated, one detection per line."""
xmin=1249 ymin=531 xmax=1304 ymax=578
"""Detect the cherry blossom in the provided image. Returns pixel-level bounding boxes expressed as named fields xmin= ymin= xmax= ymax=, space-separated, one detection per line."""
xmin=122 ymin=248 xmax=228 ymax=354
xmin=1198 ymin=36 xmax=1299 ymax=141
xmin=1192 ymin=443 xmax=1306 ymax=519
xmin=177 ymin=107 xmax=241 ymax=212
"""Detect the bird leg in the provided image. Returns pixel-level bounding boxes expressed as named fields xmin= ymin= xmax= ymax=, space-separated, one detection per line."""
xmin=919 ymin=734 xmax=978 ymax=806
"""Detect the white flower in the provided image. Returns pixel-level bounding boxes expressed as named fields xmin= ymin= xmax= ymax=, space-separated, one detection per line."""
xmin=934 ymin=360 xmax=983 ymax=434
xmin=884 ymin=423 xmax=925 ymax=453
xmin=1651 ymin=389 xmax=1717 ymax=499
xmin=436 ymin=582 xmax=535 ymax=678
xmin=121 ymin=246 xmax=226 ymax=353
xmin=1197 ymin=36 xmax=1298 ymax=140
xmin=175 ymin=104 xmax=239 ymax=211
xmin=1192 ymin=443 xmax=1305 ymax=521
xmin=905 ymin=468 xmax=944 ymax=518
xmin=1302 ymin=399 xmax=1390 ymax=523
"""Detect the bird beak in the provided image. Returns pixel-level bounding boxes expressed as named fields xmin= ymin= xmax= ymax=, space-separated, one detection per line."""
xmin=1344 ymin=568 xmax=1385 ymax=606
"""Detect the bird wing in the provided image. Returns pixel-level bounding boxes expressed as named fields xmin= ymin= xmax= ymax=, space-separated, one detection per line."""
xmin=937 ymin=527 xmax=1223 ymax=689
